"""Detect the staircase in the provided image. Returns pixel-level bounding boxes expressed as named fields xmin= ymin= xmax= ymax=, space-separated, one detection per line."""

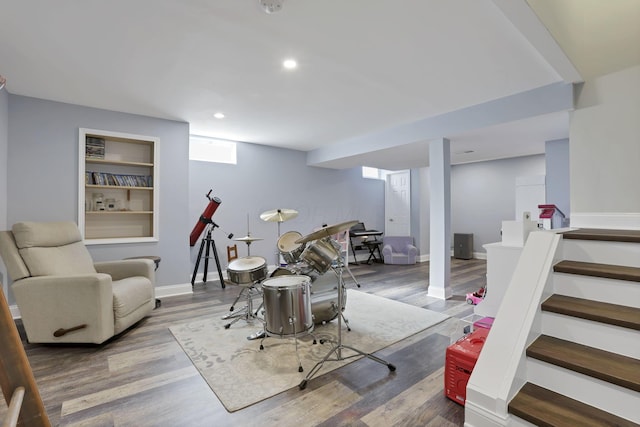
xmin=508 ymin=229 xmax=640 ymax=426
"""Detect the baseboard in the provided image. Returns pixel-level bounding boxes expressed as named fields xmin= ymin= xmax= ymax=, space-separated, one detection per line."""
xmin=155 ymin=283 xmax=193 ymax=298
xmin=570 ymin=212 xmax=640 ymax=230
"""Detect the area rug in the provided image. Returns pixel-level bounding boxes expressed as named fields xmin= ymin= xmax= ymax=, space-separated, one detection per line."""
xmin=169 ymin=289 xmax=449 ymax=412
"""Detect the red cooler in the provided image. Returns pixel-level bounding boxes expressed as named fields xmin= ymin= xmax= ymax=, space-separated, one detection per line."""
xmin=445 ymin=327 xmax=489 ymax=405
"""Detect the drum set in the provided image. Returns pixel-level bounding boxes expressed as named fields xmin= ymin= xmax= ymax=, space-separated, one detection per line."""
xmin=222 ymin=216 xmax=396 ymax=381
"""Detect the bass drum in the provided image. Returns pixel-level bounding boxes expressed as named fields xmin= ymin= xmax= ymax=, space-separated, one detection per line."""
xmin=309 ymin=272 xmax=347 ymax=324
xmin=227 ymin=256 xmax=268 ymax=284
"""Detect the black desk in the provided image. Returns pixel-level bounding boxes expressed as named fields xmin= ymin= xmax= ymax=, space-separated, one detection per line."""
xmin=349 ymin=230 xmax=383 ymax=264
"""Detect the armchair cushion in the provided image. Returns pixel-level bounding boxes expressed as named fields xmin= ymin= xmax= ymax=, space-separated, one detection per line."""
xmin=382 ymin=236 xmax=418 ymax=265
xmin=12 ymin=222 xmax=96 ymax=276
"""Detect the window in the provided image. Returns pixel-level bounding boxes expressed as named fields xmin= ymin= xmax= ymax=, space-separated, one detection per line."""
xmin=189 ymin=136 xmax=237 ymax=164
xmin=362 ymin=166 xmax=391 ymax=180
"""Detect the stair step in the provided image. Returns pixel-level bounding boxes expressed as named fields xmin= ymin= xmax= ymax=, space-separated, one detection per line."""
xmin=562 ymin=228 xmax=640 ymax=243
xmin=542 ymin=294 xmax=640 ymax=330
xmin=554 ymin=260 xmax=640 ymax=282
xmin=509 ymin=382 xmax=638 ymax=427
xmin=527 ymin=335 xmax=640 ymax=392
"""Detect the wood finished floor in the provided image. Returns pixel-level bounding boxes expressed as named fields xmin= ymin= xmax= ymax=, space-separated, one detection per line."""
xmin=3 ymin=258 xmax=486 ymax=427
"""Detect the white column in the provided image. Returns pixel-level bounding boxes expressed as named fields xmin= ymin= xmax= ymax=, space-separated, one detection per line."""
xmin=428 ymin=138 xmax=452 ymax=299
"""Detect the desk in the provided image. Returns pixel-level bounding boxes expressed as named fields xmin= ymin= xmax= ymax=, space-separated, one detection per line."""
xmin=349 ymin=230 xmax=383 ymax=264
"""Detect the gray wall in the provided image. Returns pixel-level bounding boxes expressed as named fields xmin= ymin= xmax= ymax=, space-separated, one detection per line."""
xmin=7 ymin=95 xmax=190 ymax=291
xmin=189 ymin=142 xmax=385 ymax=272
xmin=0 ymin=88 xmax=8 ymax=293
xmin=450 ymin=155 xmax=546 ymax=253
xmin=545 ymin=138 xmax=570 ymax=221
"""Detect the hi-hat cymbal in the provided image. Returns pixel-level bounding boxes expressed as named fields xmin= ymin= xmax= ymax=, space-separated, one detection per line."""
xmin=295 ymin=220 xmax=359 ymax=244
xmin=260 ymin=208 xmax=299 ymax=223
xmin=234 ymin=235 xmax=264 ymax=243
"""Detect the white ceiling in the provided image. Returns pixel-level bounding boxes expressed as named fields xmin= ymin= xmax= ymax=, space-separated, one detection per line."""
xmin=1 ymin=0 xmax=638 ymax=169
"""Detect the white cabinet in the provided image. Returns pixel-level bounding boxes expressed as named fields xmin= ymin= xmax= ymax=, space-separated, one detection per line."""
xmin=78 ymin=128 xmax=159 ymax=244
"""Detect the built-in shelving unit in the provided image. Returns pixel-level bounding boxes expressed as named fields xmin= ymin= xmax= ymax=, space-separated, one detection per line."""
xmin=78 ymin=128 xmax=159 ymax=244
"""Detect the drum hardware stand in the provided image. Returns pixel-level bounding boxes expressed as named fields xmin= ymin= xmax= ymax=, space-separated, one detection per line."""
xmin=299 ymin=257 xmax=396 ymax=390
xmin=191 ymin=221 xmax=231 ymax=289
xmin=222 ymin=283 xmax=263 ymax=329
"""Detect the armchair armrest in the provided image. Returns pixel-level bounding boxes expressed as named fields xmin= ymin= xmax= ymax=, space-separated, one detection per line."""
xmin=95 ymin=259 xmax=155 ymax=282
xmin=382 ymin=244 xmax=393 ymax=258
xmin=12 ymin=274 xmax=114 ymax=343
xmin=406 ymin=244 xmax=418 ymax=256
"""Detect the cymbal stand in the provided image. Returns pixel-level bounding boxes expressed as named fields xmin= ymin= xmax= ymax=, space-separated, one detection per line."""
xmin=299 ymin=254 xmax=396 ymax=390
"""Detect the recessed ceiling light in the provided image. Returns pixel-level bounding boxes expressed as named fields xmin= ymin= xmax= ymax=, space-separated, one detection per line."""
xmin=283 ymin=59 xmax=298 ymax=70
xmin=214 ymin=112 xmax=225 ymax=119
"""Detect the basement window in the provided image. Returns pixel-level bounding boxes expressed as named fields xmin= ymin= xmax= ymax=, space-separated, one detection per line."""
xmin=362 ymin=166 xmax=390 ymax=180
xmin=189 ymin=136 xmax=237 ymax=164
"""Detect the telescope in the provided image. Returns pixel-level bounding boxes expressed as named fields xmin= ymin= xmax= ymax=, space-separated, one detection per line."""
xmin=189 ymin=190 xmax=222 ymax=246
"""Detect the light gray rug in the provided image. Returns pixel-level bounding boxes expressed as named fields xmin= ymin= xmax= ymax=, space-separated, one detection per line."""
xmin=169 ymin=289 xmax=449 ymax=412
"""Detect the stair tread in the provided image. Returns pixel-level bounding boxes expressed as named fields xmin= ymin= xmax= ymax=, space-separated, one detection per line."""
xmin=509 ymin=382 xmax=638 ymax=427
xmin=554 ymin=260 xmax=640 ymax=282
xmin=542 ymin=294 xmax=640 ymax=330
xmin=527 ymin=335 xmax=640 ymax=392
xmin=562 ymin=228 xmax=640 ymax=243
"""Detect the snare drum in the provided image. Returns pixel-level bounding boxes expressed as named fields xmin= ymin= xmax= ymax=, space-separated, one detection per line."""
xmin=227 ymin=256 xmax=268 ymax=284
xmin=277 ymin=231 xmax=305 ymax=265
xmin=300 ymin=238 xmax=340 ymax=274
xmin=262 ymin=275 xmax=314 ymax=338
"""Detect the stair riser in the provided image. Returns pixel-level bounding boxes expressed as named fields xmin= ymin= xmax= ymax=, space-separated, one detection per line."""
xmin=561 ymin=239 xmax=640 ymax=268
xmin=552 ymin=273 xmax=640 ymax=308
xmin=525 ymin=359 xmax=640 ymax=423
xmin=540 ymin=311 xmax=639 ymax=358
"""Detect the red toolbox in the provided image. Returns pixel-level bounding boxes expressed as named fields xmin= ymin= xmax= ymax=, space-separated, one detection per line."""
xmin=445 ymin=327 xmax=489 ymax=405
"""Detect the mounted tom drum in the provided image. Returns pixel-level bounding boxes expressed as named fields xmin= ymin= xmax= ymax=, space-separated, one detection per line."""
xmin=300 ymin=238 xmax=340 ymax=274
xmin=277 ymin=231 xmax=305 ymax=265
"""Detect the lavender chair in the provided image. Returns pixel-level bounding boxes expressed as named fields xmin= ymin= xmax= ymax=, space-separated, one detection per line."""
xmin=382 ymin=236 xmax=417 ymax=265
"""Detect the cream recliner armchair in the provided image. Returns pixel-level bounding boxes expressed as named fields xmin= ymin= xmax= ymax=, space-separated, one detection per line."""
xmin=0 ymin=221 xmax=155 ymax=344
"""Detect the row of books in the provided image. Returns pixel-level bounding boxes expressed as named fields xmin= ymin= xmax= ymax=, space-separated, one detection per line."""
xmin=86 ymin=171 xmax=153 ymax=187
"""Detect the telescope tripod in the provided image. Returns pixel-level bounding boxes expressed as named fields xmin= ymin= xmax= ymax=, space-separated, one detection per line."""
xmin=191 ymin=224 xmax=225 ymax=288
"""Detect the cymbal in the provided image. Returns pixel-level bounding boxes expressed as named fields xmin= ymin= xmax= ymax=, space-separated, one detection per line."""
xmin=234 ymin=235 xmax=264 ymax=243
xmin=295 ymin=220 xmax=359 ymax=244
xmin=260 ymin=208 xmax=298 ymax=223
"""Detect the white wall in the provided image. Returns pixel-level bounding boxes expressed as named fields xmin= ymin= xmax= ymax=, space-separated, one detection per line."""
xmin=570 ymin=65 xmax=640 ymax=228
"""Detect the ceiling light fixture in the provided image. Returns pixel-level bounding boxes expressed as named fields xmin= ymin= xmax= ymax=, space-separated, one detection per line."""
xmin=214 ymin=112 xmax=225 ymax=119
xmin=283 ymin=59 xmax=297 ymax=70
xmin=259 ymin=0 xmax=284 ymax=14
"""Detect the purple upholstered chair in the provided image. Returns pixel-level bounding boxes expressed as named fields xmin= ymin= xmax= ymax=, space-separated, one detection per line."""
xmin=382 ymin=236 xmax=417 ymax=265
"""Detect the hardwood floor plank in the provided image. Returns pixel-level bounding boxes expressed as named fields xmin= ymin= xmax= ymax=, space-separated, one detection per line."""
xmin=360 ymin=366 xmax=445 ymax=426
xmin=60 ymin=366 xmax=198 ymax=417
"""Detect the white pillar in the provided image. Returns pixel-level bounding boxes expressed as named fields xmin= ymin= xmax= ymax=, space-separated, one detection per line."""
xmin=428 ymin=138 xmax=452 ymax=299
